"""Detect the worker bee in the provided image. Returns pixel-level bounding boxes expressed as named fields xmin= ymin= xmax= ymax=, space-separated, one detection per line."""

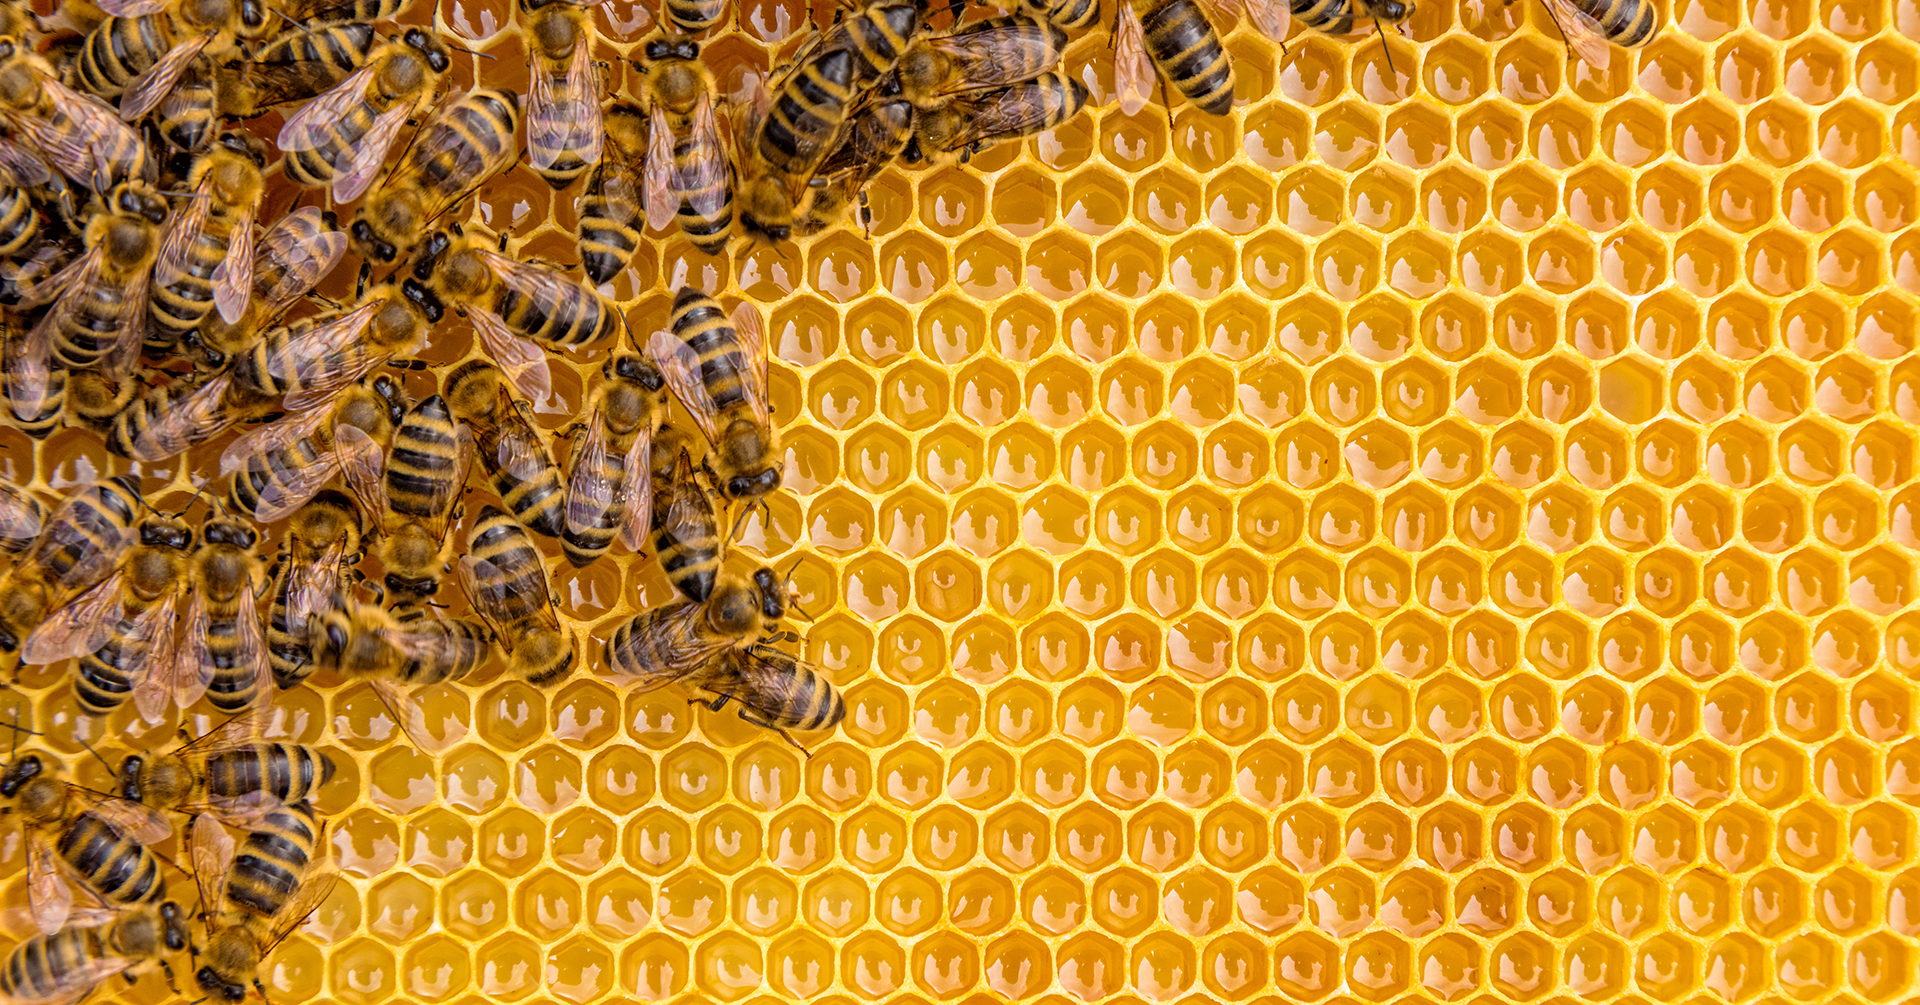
xmin=74 ymin=370 xmax=226 ymax=461
xmin=0 ymin=477 xmax=142 ymax=661
xmin=221 ymin=372 xmax=407 ymax=523
xmin=603 ymin=572 xmax=775 ymax=687
xmin=650 ymin=448 xmax=721 ymax=603
xmin=816 ymin=0 xmax=924 ymax=86
xmin=894 ymin=16 xmax=1065 ymax=110
xmin=903 ymin=68 xmax=1090 ymax=166
xmin=20 ymin=511 xmax=193 ymax=722
xmin=561 ymin=348 xmax=664 ymax=567
xmin=576 ymin=100 xmax=644 ymax=284
xmin=120 ymin=708 xmax=335 ymax=825
xmin=174 ymin=510 xmax=270 ymax=718
xmin=349 ymin=86 xmax=521 ymax=265
xmin=523 ymin=0 xmax=603 ymax=189
xmin=648 ymin=286 xmax=781 ymax=504
xmin=77 ymin=0 xmax=252 ymax=122
xmin=189 ymin=803 xmax=337 ymax=1003
xmin=793 ymin=94 xmax=910 ymax=235
xmin=6 ymin=181 xmax=169 ymax=420
xmin=702 ymin=642 xmax=846 ymax=748
xmin=187 ymin=205 xmax=348 ymax=370
xmin=0 ymin=751 xmax=172 ymax=934
xmin=337 ymin=393 xmax=472 ymax=608
xmin=446 ymin=360 xmax=564 ymax=539
xmin=277 ymin=28 xmax=452 ymax=204
xmin=148 ymin=130 xmax=263 ymax=340
xmin=264 ymin=490 xmax=363 ymax=690
xmin=212 ymin=26 xmax=373 ymax=121
xmin=662 ymin=0 xmax=727 ymax=33
xmin=0 ymin=38 xmax=154 ymax=195
xmin=307 ymin=594 xmax=489 ymax=748
xmin=636 ymin=33 xmax=732 ymax=253
xmin=459 ymin=505 xmax=575 ymax=686
xmin=1112 ymin=0 xmax=1235 ymax=117
xmin=1528 ymin=0 xmax=1658 ymax=69
xmin=734 ymin=49 xmax=858 ymax=243
xmin=0 ymin=899 xmax=191 ymax=1004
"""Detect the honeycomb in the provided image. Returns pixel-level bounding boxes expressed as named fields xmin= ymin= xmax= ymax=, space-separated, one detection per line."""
xmin=3 ymin=0 xmax=1920 ymax=1001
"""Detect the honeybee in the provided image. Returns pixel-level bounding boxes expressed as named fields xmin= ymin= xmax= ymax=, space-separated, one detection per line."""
xmin=148 ymin=131 xmax=262 ymax=339
xmin=307 ymin=594 xmax=489 ymax=749
xmin=603 ymin=572 xmax=774 ymax=687
xmin=0 ymin=477 xmax=142 ymax=661
xmin=6 ymin=181 xmax=170 ymax=419
xmin=408 ymin=224 xmax=621 ymax=394
xmin=446 ymin=360 xmax=564 ymax=539
xmin=79 ymin=370 xmax=225 ymax=460
xmin=119 ymin=709 xmax=335 ymax=823
xmin=702 ymin=642 xmax=845 ymax=747
xmin=523 ymin=0 xmax=603 ymax=189
xmin=349 ymin=86 xmax=521 ymax=265
xmin=636 ymin=33 xmax=732 ymax=253
xmin=894 ymin=16 xmax=1065 ymax=110
xmin=1530 ymin=0 xmax=1658 ymax=69
xmin=221 ymin=372 xmax=407 ymax=523
xmin=576 ymin=100 xmax=644 ymax=284
xmin=733 ymin=49 xmax=858 ymax=242
xmin=0 ymin=751 xmax=172 ymax=934
xmin=20 ymin=511 xmax=193 ymax=722
xmin=459 ymin=505 xmax=574 ymax=687
xmin=561 ymin=348 xmax=664 ymax=567
xmin=903 ymin=68 xmax=1090 ymax=166
xmin=264 ymin=490 xmax=363 ymax=690
xmin=77 ymin=0 xmax=253 ymax=122
xmin=189 ymin=803 xmax=337 ymax=1004
xmin=792 ymin=94 xmax=910 ymax=235
xmin=0 ymin=38 xmax=154 ymax=195
xmin=174 ymin=510 xmax=269 ymax=718
xmin=647 ymin=287 xmax=781 ymax=504
xmin=277 ymin=28 xmax=452 ymax=204
xmin=650 ymin=449 xmax=721 ymax=603
xmin=1112 ymin=0 xmax=1235 ymax=117
xmin=0 ymin=899 xmax=191 ymax=1004
xmin=337 ymin=393 xmax=472 ymax=607
xmin=187 ymin=205 xmax=348 ymax=370
xmin=212 ymin=25 xmax=374 ymax=121
xmin=662 ymin=0 xmax=727 ymax=33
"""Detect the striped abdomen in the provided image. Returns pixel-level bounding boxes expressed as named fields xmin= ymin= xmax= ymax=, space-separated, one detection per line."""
xmin=410 ymin=90 xmax=519 ymax=220
xmin=390 ymin=606 xmax=488 ymax=685
xmin=487 ymin=445 xmax=565 ymax=539
xmin=72 ymin=624 xmax=154 ymax=713
xmin=668 ymin=287 xmax=750 ymax=414
xmin=207 ymin=745 xmax=336 ymax=804
xmin=200 ymin=611 xmax=260 ymax=714
xmin=150 ymin=221 xmax=233 ymax=334
xmin=650 ymin=462 xmax=719 ymax=603
xmin=732 ymin=650 xmax=845 ymax=731
xmin=285 ymin=102 xmax=378 ymax=187
xmin=158 ymin=62 xmax=215 ymax=151
xmin=827 ymin=1 xmax=920 ymax=84
xmin=492 ymin=277 xmax=612 ymax=348
xmin=386 ymin=395 xmax=460 ymax=521
xmin=58 ymin=814 xmax=165 ymax=908
xmin=1 ymin=925 xmax=112 ymax=1002
xmin=258 ymin=21 xmax=377 ymax=70
xmin=578 ymin=139 xmax=643 ymax=284
xmin=604 ymin=602 xmax=723 ymax=679
xmin=467 ymin=507 xmax=548 ymax=626
xmin=0 ymin=187 xmax=40 ymax=257
xmin=53 ymin=280 xmax=143 ymax=370
xmin=26 ymin=479 xmax=140 ymax=590
xmin=559 ymin=444 xmax=626 ymax=567
xmin=223 ymin=802 xmax=319 ymax=923
xmin=662 ymin=0 xmax=726 ymax=32
xmin=228 ymin=435 xmax=325 ymax=519
xmin=1139 ymin=0 xmax=1234 ymax=116
xmin=1578 ymin=0 xmax=1658 ymax=46
xmin=76 ymin=15 xmax=166 ymax=100
xmin=266 ymin=567 xmax=315 ymax=689
xmin=759 ymin=49 xmax=857 ymax=176
xmin=674 ymin=133 xmax=733 ymax=255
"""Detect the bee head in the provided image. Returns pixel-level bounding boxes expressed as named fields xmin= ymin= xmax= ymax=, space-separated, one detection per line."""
xmin=140 ymin=518 xmax=194 ymax=551
xmin=216 ymin=129 xmax=267 ymax=168
xmin=385 ymin=572 xmax=439 ymax=601
xmin=610 ymin=353 xmax=656 ymax=387
xmin=644 ymin=35 xmax=699 ymax=63
xmin=726 ymin=467 xmax=782 ymax=499
xmin=1380 ymin=0 xmax=1409 ymax=16
xmin=412 ymin=231 xmax=453 ymax=281
xmin=752 ymin=566 xmax=786 ymax=621
xmin=402 ymin=28 xmax=453 ymax=73
xmin=370 ymin=373 xmax=408 ymax=427
xmin=0 ymin=754 xmax=41 ymax=797
xmin=204 ymin=519 xmax=256 ymax=549
xmin=236 ymin=0 xmax=268 ymax=35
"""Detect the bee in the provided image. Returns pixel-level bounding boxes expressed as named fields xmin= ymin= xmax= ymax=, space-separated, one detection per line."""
xmin=148 ymin=131 xmax=263 ymax=339
xmin=264 ymin=490 xmax=363 ymax=690
xmin=276 ymin=28 xmax=453 ymax=204
xmin=647 ymin=286 xmax=781 ymax=504
xmin=0 ymin=483 xmax=43 ymax=557
xmin=903 ymin=68 xmax=1090 ymax=166
xmin=1291 ymin=0 xmax=1409 ymax=35
xmin=650 ymin=449 xmax=721 ymax=603
xmin=0 ymin=477 xmax=142 ymax=661
xmin=337 ymin=393 xmax=472 ymax=607
xmin=793 ymin=94 xmax=910 ymax=235
xmin=212 ymin=22 xmax=376 ymax=120
xmin=603 ymin=572 xmax=773 ymax=687
xmin=20 ymin=511 xmax=193 ymax=722
xmin=1530 ymin=0 xmax=1658 ymax=69
xmin=187 ymin=205 xmax=348 ymax=370
xmin=576 ymin=100 xmax=644 ymax=284
xmin=894 ymin=16 xmax=1065 ymax=110
xmin=76 ymin=0 xmax=250 ymax=122
xmin=458 ymin=505 xmax=575 ymax=686
xmin=0 ymin=752 xmax=172 ymax=934
xmin=349 ymin=86 xmax=522 ymax=265
xmin=307 ymin=595 xmax=489 ymax=749
xmin=189 ymin=802 xmax=338 ymax=1004
xmin=82 ymin=370 xmax=228 ymax=460
xmin=1112 ymin=0 xmax=1235 ymax=117
xmin=221 ymin=372 xmax=407 ymax=523
xmin=445 ymin=360 xmax=565 ymax=538
xmin=734 ymin=48 xmax=859 ymax=243
xmin=408 ymin=224 xmax=620 ymax=393
xmin=0 ymin=38 xmax=153 ymax=195
xmin=702 ymin=643 xmax=846 ymax=747
xmin=119 ymin=709 xmax=335 ymax=822
xmin=817 ymin=0 xmax=924 ymax=87
xmin=636 ymin=33 xmax=732 ymax=254
xmin=0 ymin=900 xmax=191 ymax=1004
xmin=561 ymin=349 xmax=664 ymax=567
xmin=173 ymin=511 xmax=270 ymax=718
xmin=523 ymin=0 xmax=603 ymax=189
xmin=662 ymin=0 xmax=727 ymax=34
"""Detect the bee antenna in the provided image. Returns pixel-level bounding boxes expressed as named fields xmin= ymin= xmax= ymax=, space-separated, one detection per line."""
xmin=1375 ymin=17 xmax=1396 ymax=77
xmin=777 ymin=554 xmax=818 ymax=622
xmin=444 ymin=40 xmax=497 ymax=59
xmin=75 ymin=735 xmax=116 ymax=776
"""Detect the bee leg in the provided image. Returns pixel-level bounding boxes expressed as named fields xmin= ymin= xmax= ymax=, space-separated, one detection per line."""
xmin=354 ymin=261 xmax=371 ymax=300
xmin=1160 ymin=79 xmax=1175 ymax=133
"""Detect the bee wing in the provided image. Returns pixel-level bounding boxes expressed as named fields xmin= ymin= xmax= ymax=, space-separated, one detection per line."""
xmin=675 ymin=89 xmax=728 ymax=207
xmin=265 ymin=865 xmax=342 ymax=950
xmin=643 ymin=103 xmax=678 ymax=231
xmin=455 ymin=555 xmax=509 ymax=634
xmin=100 ymin=267 xmax=152 ymax=384
xmin=152 ymin=193 xmax=212 ymax=300
xmin=34 ymin=82 xmax=150 ymax=193
xmin=288 ymin=540 xmax=347 ymax=643
xmin=1113 ymin=1 xmax=1154 ymax=116
xmin=142 ymin=588 xmax=201 ymax=722
xmin=597 ymin=158 xmax=641 ymax=230
xmin=211 ymin=204 xmax=256 ymax=325
xmin=120 ymin=30 xmax=215 ymax=120
xmin=331 ymin=103 xmax=412 ymax=204
xmin=564 ymin=411 xmax=612 ymax=535
xmin=0 ymin=136 xmax=53 ymax=188
xmin=731 ymin=300 xmax=770 ymax=428
xmin=496 ymin=411 xmax=557 ymax=484
xmin=253 ymin=451 xmax=347 ymax=524
xmin=16 ymin=240 xmax=101 ymax=309
xmin=70 ymin=787 xmax=172 ymax=845
xmin=474 ymin=247 xmax=606 ymax=343
xmin=530 ymin=38 xmax=603 ymax=171
xmin=615 ymin=422 xmax=654 ymax=551
xmin=128 ymin=591 xmax=184 ymax=725
xmin=1540 ymin=0 xmax=1614 ymax=70
xmin=419 ymin=424 xmax=475 ymax=541
xmin=1233 ymin=0 xmax=1289 ymax=41
xmin=257 ymin=207 xmax=348 ymax=317
xmin=918 ymin=26 xmax=1064 ymax=93
xmin=19 ymin=571 xmax=127 ymax=665
xmin=0 ymin=487 xmax=41 ymax=544
xmin=469 ymin=307 xmax=553 ymax=403
xmin=332 ymin=423 xmax=391 ymax=524
xmin=27 ymin=838 xmax=71 ymax=934
xmin=95 ymin=0 xmax=172 ymax=13
xmin=129 ymin=371 xmax=235 ymax=463
xmin=190 ymin=812 xmax=235 ymax=916
xmin=174 ymin=706 xmax=279 ymax=755
xmin=227 ymin=585 xmax=270 ymax=713
xmin=275 ymin=304 xmax=387 ymax=411
xmin=24 ymin=485 xmax=135 ymax=592
xmin=4 ymin=327 xmax=54 ymax=425
xmin=218 ymin=404 xmax=334 ymax=476
xmin=645 ymin=329 xmax=720 ymax=444
xmin=277 ymin=63 xmax=380 ymax=151
xmin=371 ymin=678 xmax=461 ymax=753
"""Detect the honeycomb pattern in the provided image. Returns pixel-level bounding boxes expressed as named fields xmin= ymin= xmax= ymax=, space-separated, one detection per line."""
xmin=3 ymin=0 xmax=1920 ymax=1002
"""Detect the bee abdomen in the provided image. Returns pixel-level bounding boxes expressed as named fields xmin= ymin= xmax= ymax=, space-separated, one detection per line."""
xmin=663 ymin=0 xmax=727 ymax=32
xmin=0 ymin=188 xmax=40 ymax=257
xmin=1587 ymin=0 xmax=1658 ymax=46
xmin=416 ymin=90 xmax=520 ymax=204
xmin=760 ymin=50 xmax=857 ymax=174
xmin=500 ymin=470 xmax=567 ymax=538
xmin=59 ymin=815 xmax=163 ymax=906
xmin=77 ymin=14 xmax=166 ymax=100
xmin=386 ymin=396 xmax=460 ymax=518
xmin=1140 ymin=0 xmax=1235 ymax=115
